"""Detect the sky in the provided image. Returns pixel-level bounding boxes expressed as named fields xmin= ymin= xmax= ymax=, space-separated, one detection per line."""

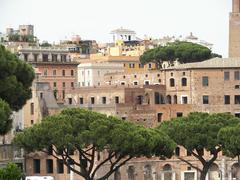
xmin=0 ymin=0 xmax=231 ymax=57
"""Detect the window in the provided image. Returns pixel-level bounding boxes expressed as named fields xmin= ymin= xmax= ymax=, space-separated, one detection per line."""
xmin=102 ymin=97 xmax=106 ymax=104
xmin=144 ymin=81 xmax=150 ymax=85
xmin=137 ymin=95 xmax=143 ymax=105
xmin=139 ymin=63 xmax=144 ymax=68
xmin=53 ymin=70 xmax=56 ymax=76
xmin=79 ymin=97 xmax=83 ymax=104
xmin=181 ymin=96 xmax=188 ymax=104
xmin=133 ymin=81 xmax=138 ymax=85
xmin=169 ymin=78 xmax=175 ymax=87
xmin=71 ymin=70 xmax=74 ymax=76
xmin=235 ymin=95 xmax=240 ymax=104
xmin=53 ymin=82 xmax=57 ymax=87
xmin=175 ymin=147 xmax=180 ymax=156
xmin=182 ymin=78 xmax=187 ymax=86
xmin=235 ymin=113 xmax=240 ymax=118
xmin=166 ymin=95 xmax=172 ymax=104
xmin=33 ymin=54 xmax=38 ymax=62
xmin=62 ymin=82 xmax=65 ymax=88
xmin=224 ymin=71 xmax=230 ymax=81
xmin=157 ymin=113 xmax=163 ymax=122
xmin=148 ymin=63 xmax=152 ymax=69
xmin=129 ymin=63 xmax=135 ymax=68
xmin=61 ymin=55 xmax=66 ymax=62
xmin=44 ymin=69 xmax=48 ymax=76
xmin=183 ymin=72 xmax=186 ymax=76
xmin=202 ymin=76 xmax=209 ymax=86
xmin=62 ymin=70 xmax=65 ymax=76
xmin=115 ymin=96 xmax=119 ymax=104
xmin=91 ymin=97 xmax=95 ymax=104
xmin=68 ymin=98 xmax=72 ymax=105
xmin=46 ymin=159 xmax=53 ymax=174
xmin=31 ymin=120 xmax=34 ymax=125
xmin=170 ymin=72 xmax=173 ymax=76
xmin=62 ymin=90 xmax=65 ymax=99
xmin=173 ymin=95 xmax=177 ymax=104
xmin=121 ymin=82 xmax=125 ymax=85
xmin=134 ymin=75 xmax=137 ymax=78
xmin=177 ymin=112 xmax=183 ymax=117
xmin=42 ymin=54 xmax=48 ymax=62
xmin=33 ymin=159 xmax=40 ymax=173
xmin=235 ymin=71 xmax=240 ymax=80
xmin=57 ymin=159 xmax=64 ymax=173
xmin=123 ymin=75 xmax=126 ymax=79
xmin=203 ymin=96 xmax=209 ymax=104
xmin=224 ymin=95 xmax=230 ymax=104
xmin=52 ymin=54 xmax=57 ymax=62
xmin=30 ymin=103 xmax=34 ymax=115
xmin=71 ymin=82 xmax=74 ymax=88
xmin=145 ymin=74 xmax=148 ymax=78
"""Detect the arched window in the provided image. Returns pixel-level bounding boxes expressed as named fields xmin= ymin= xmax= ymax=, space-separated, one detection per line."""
xmin=182 ymin=78 xmax=187 ymax=86
xmin=169 ymin=78 xmax=175 ymax=87
xmin=209 ymin=163 xmax=219 ymax=180
xmin=175 ymin=147 xmax=180 ymax=156
xmin=144 ymin=164 xmax=153 ymax=180
xmin=173 ymin=95 xmax=177 ymax=104
xmin=232 ymin=163 xmax=240 ymax=180
xmin=163 ymin=164 xmax=172 ymax=180
xmin=166 ymin=95 xmax=172 ymax=104
xmin=163 ymin=164 xmax=172 ymax=171
xmin=127 ymin=166 xmax=135 ymax=180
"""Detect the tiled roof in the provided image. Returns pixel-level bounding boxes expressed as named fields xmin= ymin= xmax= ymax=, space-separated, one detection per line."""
xmin=167 ymin=57 xmax=240 ymax=69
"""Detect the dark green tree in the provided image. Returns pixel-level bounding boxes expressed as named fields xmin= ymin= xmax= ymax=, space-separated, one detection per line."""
xmin=0 ymin=162 xmax=22 ymax=180
xmin=140 ymin=41 xmax=222 ymax=68
xmin=0 ymin=45 xmax=35 ymax=111
xmin=158 ymin=112 xmax=240 ymax=180
xmin=0 ymin=99 xmax=12 ymax=136
xmin=218 ymin=124 xmax=240 ymax=164
xmin=14 ymin=108 xmax=175 ymax=180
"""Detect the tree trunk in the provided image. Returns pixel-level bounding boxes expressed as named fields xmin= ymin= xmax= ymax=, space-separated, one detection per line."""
xmin=200 ymin=166 xmax=209 ymax=180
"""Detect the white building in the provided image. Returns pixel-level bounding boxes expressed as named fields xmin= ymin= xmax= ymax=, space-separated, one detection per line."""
xmin=110 ymin=27 xmax=136 ymax=42
xmin=77 ymin=62 xmax=124 ymax=87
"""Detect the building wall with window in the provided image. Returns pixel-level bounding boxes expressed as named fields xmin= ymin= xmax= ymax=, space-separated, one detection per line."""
xmin=34 ymin=62 xmax=78 ymax=102
xmin=77 ymin=62 xmax=124 ymax=87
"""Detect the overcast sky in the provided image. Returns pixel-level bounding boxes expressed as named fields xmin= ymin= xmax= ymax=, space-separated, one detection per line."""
xmin=0 ymin=0 xmax=231 ymax=57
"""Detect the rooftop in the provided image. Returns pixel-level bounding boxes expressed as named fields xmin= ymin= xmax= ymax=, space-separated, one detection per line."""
xmin=167 ymin=57 xmax=240 ymax=70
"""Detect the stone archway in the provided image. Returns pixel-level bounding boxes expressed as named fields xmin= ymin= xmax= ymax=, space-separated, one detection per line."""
xmin=162 ymin=164 xmax=175 ymax=180
xmin=231 ymin=163 xmax=240 ymax=180
xmin=209 ymin=163 xmax=220 ymax=180
xmin=144 ymin=164 xmax=153 ymax=180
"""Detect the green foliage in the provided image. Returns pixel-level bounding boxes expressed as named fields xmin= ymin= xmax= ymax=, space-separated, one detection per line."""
xmin=14 ymin=108 xmax=175 ymax=180
xmin=0 ymin=163 xmax=22 ymax=180
xmin=159 ymin=112 xmax=239 ymax=152
xmin=8 ymin=34 xmax=35 ymax=43
xmin=0 ymin=45 xmax=35 ymax=111
xmin=8 ymin=34 xmax=20 ymax=42
xmin=158 ymin=112 xmax=240 ymax=180
xmin=40 ymin=42 xmax=52 ymax=47
xmin=0 ymin=99 xmax=12 ymax=136
xmin=218 ymin=124 xmax=240 ymax=158
xmin=140 ymin=41 xmax=220 ymax=68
